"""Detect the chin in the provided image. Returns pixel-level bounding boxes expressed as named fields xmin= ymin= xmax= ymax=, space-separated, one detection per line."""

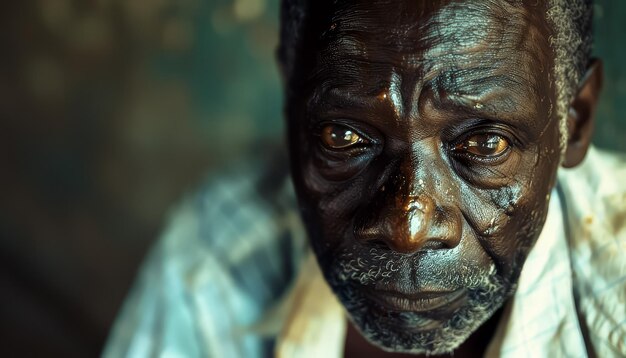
xmin=338 ymin=276 xmax=509 ymax=354
xmin=321 ymin=245 xmax=514 ymax=354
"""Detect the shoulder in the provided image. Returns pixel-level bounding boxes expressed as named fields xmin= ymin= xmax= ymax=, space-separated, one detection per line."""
xmin=559 ymin=146 xmax=626 ymax=198
xmin=557 ymin=146 xmax=626 ymax=357
xmin=173 ymin=149 xmax=302 ymax=263
xmin=557 ymin=146 xmax=626 ymax=244
xmin=177 ymin=149 xmax=307 ymax=305
xmin=557 ymin=146 xmax=626 ymax=248
xmin=105 ymin=148 xmax=308 ymax=357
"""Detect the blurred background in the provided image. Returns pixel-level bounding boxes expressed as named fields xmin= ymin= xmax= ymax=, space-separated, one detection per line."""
xmin=0 ymin=0 xmax=624 ymax=356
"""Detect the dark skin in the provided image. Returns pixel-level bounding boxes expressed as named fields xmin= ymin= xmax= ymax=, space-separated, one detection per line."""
xmin=282 ymin=0 xmax=602 ymax=355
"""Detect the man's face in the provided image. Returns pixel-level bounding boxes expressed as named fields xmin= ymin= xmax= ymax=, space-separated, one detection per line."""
xmin=288 ymin=0 xmax=562 ymax=354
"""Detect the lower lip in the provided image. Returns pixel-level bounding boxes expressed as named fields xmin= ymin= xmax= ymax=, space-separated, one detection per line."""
xmin=365 ymin=288 xmax=467 ymax=313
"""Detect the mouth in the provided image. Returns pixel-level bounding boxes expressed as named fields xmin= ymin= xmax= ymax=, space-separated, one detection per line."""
xmin=363 ymin=287 xmax=467 ymax=313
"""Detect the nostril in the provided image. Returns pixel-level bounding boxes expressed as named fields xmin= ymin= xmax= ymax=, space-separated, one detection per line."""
xmin=384 ymin=236 xmax=450 ymax=254
xmin=356 ymin=232 xmax=448 ymax=253
xmin=418 ymin=238 xmax=449 ymax=251
xmin=354 ymin=226 xmax=390 ymax=249
xmin=355 ymin=223 xmax=454 ymax=253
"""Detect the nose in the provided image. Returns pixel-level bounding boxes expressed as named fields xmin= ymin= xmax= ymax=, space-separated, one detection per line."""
xmin=355 ymin=182 xmax=461 ymax=254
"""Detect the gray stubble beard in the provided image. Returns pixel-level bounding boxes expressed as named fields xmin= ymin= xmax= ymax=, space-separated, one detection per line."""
xmin=322 ymin=245 xmax=515 ymax=355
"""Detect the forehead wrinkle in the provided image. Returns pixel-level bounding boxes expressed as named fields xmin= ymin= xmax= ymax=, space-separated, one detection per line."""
xmin=310 ymin=57 xmax=397 ymax=101
xmin=329 ymin=0 xmax=444 ymax=35
xmin=324 ymin=1 xmax=456 ymax=62
xmin=323 ymin=29 xmax=414 ymax=72
xmin=319 ymin=0 xmax=553 ymax=69
xmin=415 ymin=1 xmax=551 ymax=66
xmin=416 ymin=4 xmax=552 ymax=119
xmin=427 ymin=67 xmax=538 ymax=117
xmin=320 ymin=1 xmax=549 ymax=76
xmin=418 ymin=2 xmax=509 ymax=62
xmin=306 ymin=82 xmax=392 ymax=119
xmin=324 ymin=34 xmax=369 ymax=62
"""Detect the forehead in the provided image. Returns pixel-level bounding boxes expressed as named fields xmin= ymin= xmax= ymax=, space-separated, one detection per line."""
xmin=314 ymin=0 xmax=553 ymax=97
xmin=308 ymin=0 xmax=555 ymax=120
xmin=320 ymin=0 xmax=552 ymax=62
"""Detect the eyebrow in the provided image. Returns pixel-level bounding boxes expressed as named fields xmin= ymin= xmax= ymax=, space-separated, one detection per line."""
xmin=308 ymin=85 xmax=387 ymax=117
xmin=425 ymin=67 xmax=540 ymax=121
xmin=310 ymin=71 xmax=535 ymax=116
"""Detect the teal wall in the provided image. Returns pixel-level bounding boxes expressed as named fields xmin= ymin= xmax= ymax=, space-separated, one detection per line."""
xmin=594 ymin=0 xmax=626 ymax=152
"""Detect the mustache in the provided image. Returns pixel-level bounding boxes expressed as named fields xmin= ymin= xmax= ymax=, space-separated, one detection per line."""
xmin=325 ymin=244 xmax=497 ymax=291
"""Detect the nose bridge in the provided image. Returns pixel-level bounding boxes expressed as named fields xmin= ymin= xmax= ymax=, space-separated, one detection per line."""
xmin=395 ymin=150 xmax=442 ymax=208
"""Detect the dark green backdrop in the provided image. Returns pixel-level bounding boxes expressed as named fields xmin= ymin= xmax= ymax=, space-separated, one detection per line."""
xmin=594 ymin=1 xmax=626 ymax=151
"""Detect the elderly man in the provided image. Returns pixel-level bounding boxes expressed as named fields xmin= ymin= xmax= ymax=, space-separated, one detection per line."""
xmin=105 ymin=0 xmax=625 ymax=357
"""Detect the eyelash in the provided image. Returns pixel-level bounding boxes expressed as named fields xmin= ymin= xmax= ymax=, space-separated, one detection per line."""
xmin=448 ymin=131 xmax=515 ymax=165
xmin=455 ymin=147 xmax=511 ymax=165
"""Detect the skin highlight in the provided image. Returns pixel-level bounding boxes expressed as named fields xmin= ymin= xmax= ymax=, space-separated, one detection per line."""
xmin=282 ymin=0 xmax=602 ymax=355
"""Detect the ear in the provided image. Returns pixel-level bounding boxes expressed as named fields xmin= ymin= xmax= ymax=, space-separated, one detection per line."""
xmin=562 ymin=59 xmax=604 ymax=168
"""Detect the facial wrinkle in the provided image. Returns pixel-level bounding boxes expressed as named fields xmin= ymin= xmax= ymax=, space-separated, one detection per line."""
xmin=420 ymin=2 xmax=495 ymax=60
xmin=417 ymin=3 xmax=547 ymax=115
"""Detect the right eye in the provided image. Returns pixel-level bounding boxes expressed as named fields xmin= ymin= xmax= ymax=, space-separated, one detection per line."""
xmin=320 ymin=124 xmax=364 ymax=149
xmin=453 ymin=133 xmax=510 ymax=158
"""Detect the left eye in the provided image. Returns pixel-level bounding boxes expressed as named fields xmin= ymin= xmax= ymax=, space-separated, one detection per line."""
xmin=454 ymin=134 xmax=509 ymax=157
xmin=319 ymin=124 xmax=364 ymax=149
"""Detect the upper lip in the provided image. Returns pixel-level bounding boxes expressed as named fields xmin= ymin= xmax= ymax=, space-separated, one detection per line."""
xmin=364 ymin=287 xmax=466 ymax=313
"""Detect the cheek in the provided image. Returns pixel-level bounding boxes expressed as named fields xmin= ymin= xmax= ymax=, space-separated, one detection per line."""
xmin=291 ymin=131 xmax=373 ymax=257
xmin=295 ymin=158 xmax=370 ymax=255
xmin=504 ymin=149 xmax=561 ymax=269
xmin=296 ymin=144 xmax=391 ymax=240
xmin=459 ymin=147 xmax=560 ymax=275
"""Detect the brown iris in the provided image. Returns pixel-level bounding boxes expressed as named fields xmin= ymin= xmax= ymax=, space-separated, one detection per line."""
xmin=455 ymin=134 xmax=509 ymax=157
xmin=320 ymin=124 xmax=363 ymax=149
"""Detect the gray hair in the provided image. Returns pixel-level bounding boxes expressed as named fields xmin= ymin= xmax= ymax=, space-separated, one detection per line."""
xmin=547 ymin=0 xmax=593 ymax=153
